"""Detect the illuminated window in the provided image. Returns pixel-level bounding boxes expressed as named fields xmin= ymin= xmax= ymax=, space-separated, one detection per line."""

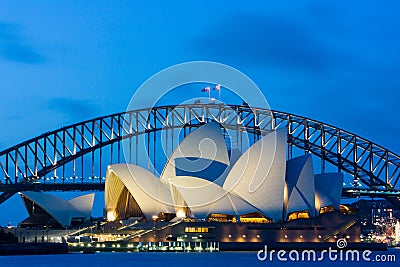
xmin=339 ymin=205 xmax=351 ymax=214
xmin=287 ymin=210 xmax=309 ymax=221
xmin=184 ymin=227 xmax=209 ymax=233
xmin=319 ymin=205 xmax=334 ymax=214
xmin=239 ymin=212 xmax=271 ymax=223
xmin=207 ymin=213 xmax=235 ymax=222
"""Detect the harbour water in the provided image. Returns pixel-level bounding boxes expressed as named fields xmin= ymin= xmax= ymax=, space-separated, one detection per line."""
xmin=0 ymin=249 xmax=399 ymax=267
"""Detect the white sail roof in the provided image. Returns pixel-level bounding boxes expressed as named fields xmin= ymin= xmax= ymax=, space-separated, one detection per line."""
xmin=106 ymin=164 xmax=175 ymax=220
xmin=284 ymin=154 xmax=316 ymax=218
xmin=223 ymin=128 xmax=287 ymax=222
xmin=69 ymin=193 xmax=95 ymax=221
xmin=169 ymin=176 xmax=256 ymax=219
xmin=20 ymin=191 xmax=94 ymax=227
xmin=160 ymin=121 xmax=229 ymax=183
xmin=314 ymin=173 xmax=343 ymax=213
xmin=103 ymin=122 xmax=344 ymax=223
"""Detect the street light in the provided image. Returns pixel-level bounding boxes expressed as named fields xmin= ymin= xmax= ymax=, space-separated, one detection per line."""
xmin=152 ymin=215 xmax=159 ymax=243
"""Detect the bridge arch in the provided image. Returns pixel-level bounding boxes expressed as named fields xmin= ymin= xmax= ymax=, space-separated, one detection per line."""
xmin=0 ymin=104 xmax=399 ymax=205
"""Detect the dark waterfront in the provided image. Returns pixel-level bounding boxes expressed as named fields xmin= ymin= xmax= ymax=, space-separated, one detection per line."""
xmin=0 ymin=249 xmax=399 ymax=267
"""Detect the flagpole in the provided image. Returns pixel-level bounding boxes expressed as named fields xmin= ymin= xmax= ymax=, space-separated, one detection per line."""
xmin=201 ymin=86 xmax=211 ymax=103
xmin=213 ymin=84 xmax=221 ymax=102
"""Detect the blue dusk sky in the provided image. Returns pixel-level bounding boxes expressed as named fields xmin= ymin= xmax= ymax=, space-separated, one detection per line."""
xmin=0 ymin=1 xmax=399 ymax=225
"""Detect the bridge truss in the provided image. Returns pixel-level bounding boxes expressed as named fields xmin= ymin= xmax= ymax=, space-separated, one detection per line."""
xmin=0 ymin=104 xmax=399 ymax=206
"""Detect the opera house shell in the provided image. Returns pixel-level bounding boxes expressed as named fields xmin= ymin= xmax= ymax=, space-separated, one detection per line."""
xmin=19 ymin=192 xmax=94 ymax=228
xmin=105 ymin=121 xmax=344 ymax=224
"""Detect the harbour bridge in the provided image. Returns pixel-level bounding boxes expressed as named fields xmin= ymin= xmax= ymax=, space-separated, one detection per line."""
xmin=0 ymin=104 xmax=399 ymax=207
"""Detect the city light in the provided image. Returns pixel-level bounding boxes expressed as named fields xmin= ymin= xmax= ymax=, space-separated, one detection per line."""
xmin=107 ymin=211 xmax=116 ymax=222
xmin=176 ymin=210 xmax=186 ymax=218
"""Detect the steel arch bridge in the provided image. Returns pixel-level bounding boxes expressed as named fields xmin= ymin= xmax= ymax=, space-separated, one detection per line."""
xmin=0 ymin=104 xmax=399 ymax=206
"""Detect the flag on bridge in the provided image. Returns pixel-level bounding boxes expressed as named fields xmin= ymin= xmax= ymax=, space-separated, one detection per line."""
xmin=201 ymin=86 xmax=211 ymax=103
xmin=213 ymin=84 xmax=221 ymax=101
xmin=201 ymin=86 xmax=210 ymax=92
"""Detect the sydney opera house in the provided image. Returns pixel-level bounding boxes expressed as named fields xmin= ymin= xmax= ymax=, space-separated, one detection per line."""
xmin=19 ymin=192 xmax=94 ymax=228
xmin=103 ymin=122 xmax=360 ymax=244
xmin=16 ymin=121 xmax=360 ymax=245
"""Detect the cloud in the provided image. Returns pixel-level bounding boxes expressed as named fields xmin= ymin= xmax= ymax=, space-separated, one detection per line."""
xmin=0 ymin=21 xmax=45 ymax=64
xmin=47 ymin=97 xmax=97 ymax=121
